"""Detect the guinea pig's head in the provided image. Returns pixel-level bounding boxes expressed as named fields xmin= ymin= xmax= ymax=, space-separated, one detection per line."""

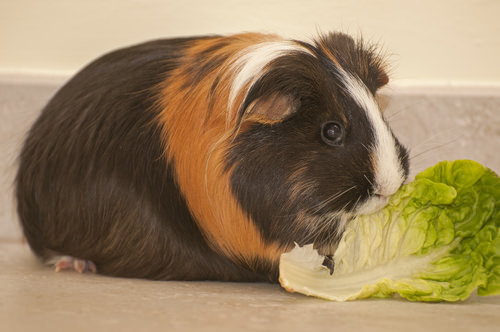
xmin=223 ymin=33 xmax=409 ymax=256
xmin=159 ymin=32 xmax=409 ymax=269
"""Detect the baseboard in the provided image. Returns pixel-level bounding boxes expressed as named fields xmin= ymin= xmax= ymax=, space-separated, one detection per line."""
xmin=2 ymin=70 xmax=500 ymax=95
xmin=0 ymin=70 xmax=70 ymax=87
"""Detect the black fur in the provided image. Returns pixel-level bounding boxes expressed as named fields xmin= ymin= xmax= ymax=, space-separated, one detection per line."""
xmin=16 ymin=33 xmax=409 ymax=282
xmin=228 ymin=35 xmax=408 ymax=251
xmin=16 ymin=37 xmax=268 ymax=281
xmin=228 ymin=54 xmax=377 ymax=249
xmin=314 ymin=33 xmax=389 ymax=94
xmin=179 ymin=37 xmax=229 ymax=90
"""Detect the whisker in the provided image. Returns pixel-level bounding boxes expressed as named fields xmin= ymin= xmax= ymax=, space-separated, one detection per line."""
xmin=276 ymin=184 xmax=361 ymax=246
xmin=361 ymin=143 xmax=371 ymax=154
xmin=301 ymin=210 xmax=344 ymax=245
xmin=352 ymin=195 xmax=362 ymax=214
xmin=312 ymin=201 xmax=352 ymax=243
xmin=384 ymin=101 xmax=426 ymax=122
xmin=383 ymin=99 xmax=428 ymax=122
xmin=409 ymin=137 xmax=459 ymax=162
xmin=324 ymin=204 xmax=352 ymax=244
xmin=384 ymin=108 xmax=407 ymax=121
xmin=278 ymin=186 xmax=356 ymax=220
xmin=406 ymin=127 xmax=461 ymax=156
xmin=309 ymin=185 xmax=357 ymax=214
xmin=363 ymin=174 xmax=374 ymax=188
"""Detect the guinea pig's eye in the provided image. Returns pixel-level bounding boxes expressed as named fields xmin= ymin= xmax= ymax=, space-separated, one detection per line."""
xmin=321 ymin=121 xmax=344 ymax=146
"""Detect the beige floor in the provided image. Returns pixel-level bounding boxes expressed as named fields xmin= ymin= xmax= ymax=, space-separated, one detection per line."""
xmin=1 ymin=78 xmax=500 ymax=332
xmin=2 ymin=241 xmax=500 ymax=332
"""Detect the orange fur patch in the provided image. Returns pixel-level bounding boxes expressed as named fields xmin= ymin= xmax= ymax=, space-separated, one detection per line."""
xmin=155 ymin=33 xmax=288 ymax=268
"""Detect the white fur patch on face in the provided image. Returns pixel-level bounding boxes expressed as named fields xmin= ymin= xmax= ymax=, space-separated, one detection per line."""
xmin=228 ymin=41 xmax=311 ymax=118
xmin=337 ymin=68 xmax=406 ymax=212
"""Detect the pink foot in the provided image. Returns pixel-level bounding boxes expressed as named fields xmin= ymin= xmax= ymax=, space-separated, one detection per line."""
xmin=53 ymin=256 xmax=97 ymax=274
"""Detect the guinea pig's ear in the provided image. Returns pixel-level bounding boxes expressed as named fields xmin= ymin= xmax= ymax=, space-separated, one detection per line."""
xmin=365 ymin=56 xmax=389 ymax=93
xmin=375 ymin=69 xmax=389 ymax=90
xmin=241 ymin=93 xmax=301 ymax=125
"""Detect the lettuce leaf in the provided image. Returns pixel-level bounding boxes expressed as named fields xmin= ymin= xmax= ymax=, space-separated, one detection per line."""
xmin=279 ymin=160 xmax=500 ymax=302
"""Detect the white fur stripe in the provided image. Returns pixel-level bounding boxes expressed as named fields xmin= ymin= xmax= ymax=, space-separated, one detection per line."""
xmin=228 ymin=41 xmax=311 ymax=116
xmin=338 ymin=68 xmax=405 ymax=198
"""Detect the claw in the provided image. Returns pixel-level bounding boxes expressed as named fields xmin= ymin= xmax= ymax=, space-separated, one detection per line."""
xmin=322 ymin=255 xmax=335 ymax=275
xmin=54 ymin=256 xmax=97 ymax=273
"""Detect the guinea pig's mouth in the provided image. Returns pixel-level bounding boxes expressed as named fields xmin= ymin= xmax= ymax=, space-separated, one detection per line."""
xmin=354 ymin=194 xmax=391 ymax=216
xmin=304 ymin=194 xmax=392 ymax=259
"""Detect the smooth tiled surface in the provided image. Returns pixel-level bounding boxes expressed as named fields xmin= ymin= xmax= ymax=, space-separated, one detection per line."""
xmin=2 ymin=241 xmax=500 ymax=332
xmin=1 ymin=78 xmax=500 ymax=331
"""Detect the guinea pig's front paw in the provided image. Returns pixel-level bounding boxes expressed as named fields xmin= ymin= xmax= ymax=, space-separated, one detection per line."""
xmin=53 ymin=256 xmax=97 ymax=274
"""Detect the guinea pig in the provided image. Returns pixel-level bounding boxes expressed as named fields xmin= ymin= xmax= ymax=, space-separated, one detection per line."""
xmin=16 ymin=32 xmax=409 ymax=282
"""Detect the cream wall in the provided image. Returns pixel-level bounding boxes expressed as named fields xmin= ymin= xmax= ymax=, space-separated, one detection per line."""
xmin=1 ymin=0 xmax=499 ymax=85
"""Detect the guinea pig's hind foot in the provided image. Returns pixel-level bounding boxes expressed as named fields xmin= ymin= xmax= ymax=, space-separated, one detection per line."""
xmin=52 ymin=256 xmax=97 ymax=274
